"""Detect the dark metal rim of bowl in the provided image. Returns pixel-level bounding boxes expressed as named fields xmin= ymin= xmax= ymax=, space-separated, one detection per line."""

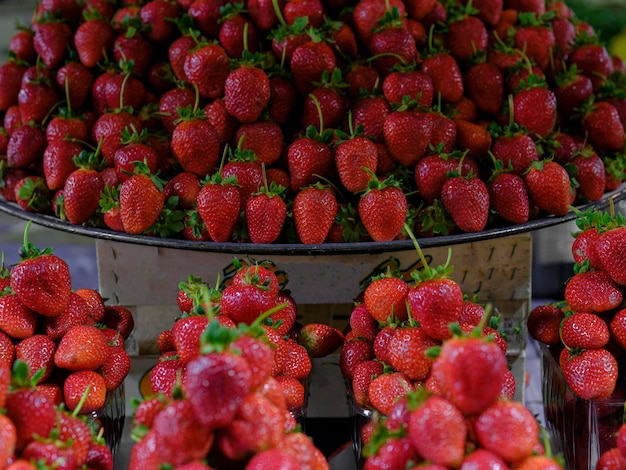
xmin=0 ymin=184 xmax=625 ymax=255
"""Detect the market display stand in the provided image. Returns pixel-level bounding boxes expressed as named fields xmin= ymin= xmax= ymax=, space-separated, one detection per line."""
xmin=96 ymin=232 xmax=532 ymax=464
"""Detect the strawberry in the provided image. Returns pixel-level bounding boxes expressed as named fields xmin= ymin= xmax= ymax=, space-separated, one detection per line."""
xmin=41 ymin=291 xmax=94 ymax=341
xmin=351 ymin=359 xmax=383 ymax=408
xmin=246 ymin=181 xmax=287 ymax=244
xmin=298 ymin=322 xmax=344 ymax=358
xmin=527 ymin=304 xmax=565 ymax=345
xmin=170 ymin=106 xmax=220 ymax=178
xmin=290 ymin=40 xmax=337 ymax=97
xmin=11 ymin=223 xmax=72 ymax=317
xmin=184 ymin=349 xmax=252 ymax=429
xmin=21 ymin=441 xmax=78 ymax=469
xmin=91 ymin=109 xmax=143 ymax=166
xmin=277 ymin=431 xmax=329 ymax=470
xmin=54 ymin=324 xmax=109 ymax=371
xmin=113 ymin=31 xmax=154 ymax=78
xmin=101 ymin=305 xmax=134 ymax=340
xmin=580 ymin=100 xmax=625 ymax=153
xmin=119 ymin=162 xmax=166 ymax=234
xmin=46 ymin=110 xmax=89 ymax=144
xmin=235 ymin=121 xmax=284 ymax=167
xmin=524 ymin=160 xmax=572 ymax=216
xmin=514 ymin=13 xmax=556 ymax=71
xmin=196 ymin=172 xmax=241 ymax=243
xmin=246 ymin=449 xmax=301 ymax=469
xmin=15 ymin=334 xmax=56 ymax=381
xmin=268 ymin=75 xmax=298 ymax=125
xmin=301 ymin=79 xmax=350 ymax=132
xmin=362 ymin=436 xmax=418 ymax=469
xmin=219 ymin=3 xmax=259 ymax=58
xmin=491 ymin=132 xmax=539 ymax=175
xmin=368 ymin=371 xmax=414 ymax=415
xmin=441 ymin=170 xmax=490 ymax=233
xmin=407 ymin=254 xmax=463 ymax=341
xmin=421 ymin=52 xmax=464 ymax=104
xmin=287 ymin=130 xmax=333 ymax=192
xmin=473 ymin=400 xmax=540 ymax=463
xmin=567 ymin=42 xmax=614 ymax=92
xmin=14 ymin=176 xmax=52 ymax=214
xmin=560 ymin=347 xmax=618 ymax=401
xmin=158 ymin=87 xmax=196 ymax=134
xmin=382 ymin=69 xmax=434 ymax=108
xmin=5 ymin=380 xmax=57 ymax=451
xmin=0 ymin=60 xmax=27 ymax=112
xmin=553 ymin=64 xmax=594 ymax=117
xmin=203 ymin=98 xmax=238 ymax=149
xmin=7 ymin=124 xmax=47 ymax=169
xmin=8 ymin=29 xmax=36 ymax=64
xmin=387 ymin=326 xmax=438 ymax=381
xmin=139 ymin=0 xmax=180 ymax=44
xmin=184 ymin=41 xmax=230 ymax=100
xmin=446 ymin=13 xmax=488 ymax=64
xmin=0 ymin=414 xmax=16 ymax=467
xmin=352 ymin=0 xmax=406 ymax=48
xmin=565 ymin=269 xmax=623 ymax=313
xmin=352 ymin=95 xmax=390 ymax=143
xmin=597 ymin=226 xmax=626 ymax=285
xmin=104 ymin=70 xmax=147 ymax=112
xmin=164 ymin=172 xmax=201 ymax=211
xmin=74 ymin=14 xmax=115 ymax=68
xmin=149 ymin=352 xmax=185 ymax=397
xmin=409 ymin=396 xmax=467 ymax=467
xmin=596 ymin=449 xmax=626 ymax=470
xmin=293 ymin=183 xmax=338 ymax=244
xmin=430 ymin=329 xmax=508 ymax=416
xmin=0 ymin=331 xmax=15 ymax=368
xmin=339 ymin=337 xmax=375 ymax=380
xmin=63 ymin=369 xmax=108 ymax=414
xmin=63 ymin=150 xmax=106 ymax=225
xmin=32 ymin=19 xmax=73 ymax=70
xmin=349 ymin=303 xmax=379 ymax=342
xmin=334 ymin=130 xmax=378 ymax=193
xmin=488 ymin=170 xmax=530 ymax=224
xmin=358 ymin=172 xmax=407 ymax=242
xmin=224 ymin=62 xmax=270 ymax=124
xmin=368 ymin=10 xmax=418 ymax=75
xmin=560 ymin=312 xmax=609 ymax=350
xmin=512 ymin=77 xmax=558 ymax=137
xmin=281 ymin=338 xmax=312 ymax=380
xmin=383 ymin=108 xmax=433 ymax=168
xmin=114 ymin=128 xmax=160 ymax=182
xmin=363 ymin=273 xmax=409 ymax=323
xmin=247 ymin=0 xmax=282 ymax=33
xmin=463 ymin=61 xmax=504 ymax=116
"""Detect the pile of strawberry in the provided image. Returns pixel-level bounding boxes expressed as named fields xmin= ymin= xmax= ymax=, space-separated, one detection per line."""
xmin=0 ymin=222 xmax=133 ymax=468
xmin=528 ymin=206 xmax=626 ymax=469
xmin=0 ymin=0 xmax=625 ymax=245
xmin=356 ymin=325 xmax=563 ymax=469
xmin=338 ymin=243 xmax=516 ymax=418
xmin=130 ymin=261 xmax=334 ymax=468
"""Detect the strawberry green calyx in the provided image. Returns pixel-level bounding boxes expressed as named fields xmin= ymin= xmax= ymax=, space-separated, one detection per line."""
xmin=200 ymin=318 xmax=242 ymax=354
xmin=359 ymin=166 xmax=403 ymax=196
xmin=130 ymin=160 xmax=167 ymax=192
xmin=10 ymin=359 xmax=45 ymax=390
xmin=404 ymin=221 xmax=455 ymax=283
xmin=147 ymin=196 xmax=185 ymax=238
xmin=19 ymin=221 xmax=53 ymax=260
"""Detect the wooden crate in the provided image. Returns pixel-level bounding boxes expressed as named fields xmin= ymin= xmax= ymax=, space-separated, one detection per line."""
xmin=97 ymin=233 xmax=532 ymax=414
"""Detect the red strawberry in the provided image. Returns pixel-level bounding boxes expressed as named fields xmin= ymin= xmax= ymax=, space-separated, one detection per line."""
xmin=351 ymin=95 xmax=390 ymax=143
xmin=514 ymin=14 xmax=556 ymax=71
xmin=98 ymin=345 xmax=131 ymax=392
xmin=446 ymin=14 xmax=488 ymax=63
xmin=431 ymin=332 xmax=508 ymax=416
xmin=63 ymin=370 xmax=108 ymax=414
xmin=463 ymin=61 xmax=504 ymax=115
xmin=139 ymin=0 xmax=180 ymax=44
xmin=369 ymin=12 xmax=418 ymax=75
xmin=104 ymin=71 xmax=147 ymax=112
xmin=102 ymin=305 xmax=134 ymax=340
xmin=113 ymin=31 xmax=154 ymax=77
xmin=54 ymin=324 xmax=109 ymax=371
xmin=196 ymin=173 xmax=242 ymax=243
xmin=409 ymin=396 xmax=467 ymax=467
xmin=220 ymin=284 xmax=275 ymax=325
xmin=564 ymin=269 xmax=623 ymax=313
xmin=8 ymin=29 xmax=36 ymax=64
xmin=7 ymin=124 xmax=47 ymax=169
xmin=119 ymin=163 xmax=165 ymax=234
xmin=184 ymin=350 xmax=252 ymax=429
xmin=567 ymin=42 xmax=614 ymax=92
xmin=351 ymin=359 xmax=383 ymax=408
xmin=553 ymin=65 xmax=594 ymax=117
xmin=358 ymin=173 xmax=407 ymax=242
xmin=32 ymin=19 xmax=73 ymax=70
xmin=383 ymin=109 xmax=433 ymax=168
xmin=0 ymin=294 xmax=37 ymax=341
xmin=91 ymin=109 xmax=143 ymax=166
xmin=246 ymin=448 xmax=301 ymax=469
xmin=581 ymin=100 xmax=625 ymax=153
xmin=235 ymin=121 xmax=284 ymax=167
xmin=246 ymin=182 xmax=287 ymax=244
xmin=5 ymin=385 xmax=56 ymax=452
xmin=407 ymin=260 xmax=463 ymax=341
xmin=293 ymin=183 xmax=338 ymax=244
xmin=298 ymin=322 xmax=344 ymax=358
xmin=560 ymin=312 xmax=609 ymax=350
xmin=184 ymin=41 xmax=230 ymax=100
xmin=287 ymin=132 xmax=333 ymax=192
xmin=172 ymin=110 xmax=220 ymax=178
xmin=290 ymin=40 xmax=336 ymax=97
xmin=597 ymin=226 xmax=626 ymax=285
xmin=339 ymin=337 xmax=375 ymax=380
xmin=11 ymin=224 xmax=72 ymax=317
xmin=368 ymin=371 xmax=414 ymax=415
xmin=334 ymin=134 xmax=378 ymax=193
xmin=491 ymin=132 xmax=539 ymax=175
xmin=14 ymin=176 xmax=52 ymax=214
xmin=441 ymin=172 xmax=490 ymax=233
xmin=15 ymin=334 xmax=56 ymax=381
xmin=382 ymin=69 xmax=433 ymax=108
xmin=224 ymin=64 xmax=270 ymax=124
xmin=74 ymin=15 xmax=115 ymax=68
xmin=0 ymin=61 xmax=27 ymax=112
xmin=352 ymin=0 xmax=406 ymax=47
xmin=0 ymin=413 xmax=16 ymax=467
xmin=363 ymin=274 xmax=409 ymax=324
xmin=387 ymin=326 xmax=438 ymax=381
xmin=221 ymin=152 xmax=263 ymax=204
xmin=512 ymin=79 xmax=557 ymax=137
xmin=524 ymin=160 xmax=572 ymax=216
xmin=268 ymin=75 xmax=298 ymax=125
xmin=63 ymin=151 xmax=106 ymax=225
xmin=527 ymin=304 xmax=565 ymax=346
xmin=219 ymin=3 xmax=259 ymax=58
xmin=301 ymin=82 xmax=350 ymax=132
xmin=561 ymin=347 xmax=618 ymax=401
xmin=488 ymin=170 xmax=530 ymax=224
xmin=473 ymin=400 xmax=540 ymax=463
xmin=421 ymin=52 xmax=464 ymax=104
